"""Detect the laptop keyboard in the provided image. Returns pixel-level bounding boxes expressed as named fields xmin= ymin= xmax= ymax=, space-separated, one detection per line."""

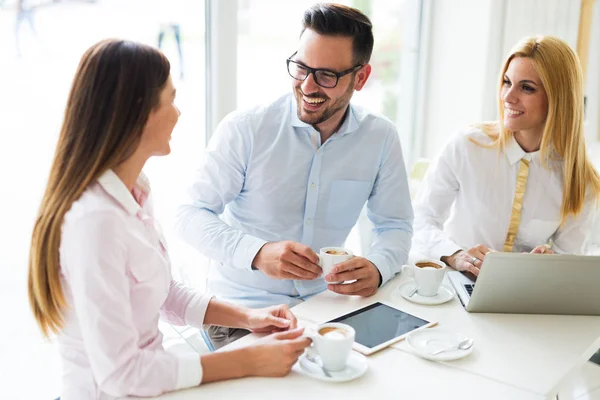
xmin=464 ymin=284 xmax=475 ymax=297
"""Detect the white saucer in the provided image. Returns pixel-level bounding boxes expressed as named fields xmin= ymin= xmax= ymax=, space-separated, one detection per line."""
xmin=294 ymin=351 xmax=368 ymax=382
xmin=397 ymin=280 xmax=455 ymax=305
xmin=406 ymin=328 xmax=474 ymax=361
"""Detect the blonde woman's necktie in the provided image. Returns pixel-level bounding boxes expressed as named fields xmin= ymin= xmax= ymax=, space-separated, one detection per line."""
xmin=503 ymin=158 xmax=530 ymax=252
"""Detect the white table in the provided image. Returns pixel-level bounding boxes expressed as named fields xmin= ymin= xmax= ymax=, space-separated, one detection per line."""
xmin=290 ymin=274 xmax=600 ymax=399
xmin=147 ymin=273 xmax=600 ymax=399
xmin=154 ymin=324 xmax=543 ymax=400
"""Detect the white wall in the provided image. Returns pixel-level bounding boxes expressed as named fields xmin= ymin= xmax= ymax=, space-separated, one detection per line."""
xmin=483 ymin=0 xmax=581 ymax=121
xmin=585 ymin=0 xmax=599 ymax=143
xmin=419 ymin=0 xmax=495 ymax=159
xmin=502 ymin=0 xmax=580 ymax=55
xmin=418 ymin=0 xmax=587 ymax=159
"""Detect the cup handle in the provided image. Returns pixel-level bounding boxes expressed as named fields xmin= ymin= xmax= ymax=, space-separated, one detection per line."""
xmin=303 ymin=329 xmax=318 ymax=341
xmin=317 ymin=254 xmax=322 ymax=267
xmin=303 ymin=330 xmax=318 ymax=355
xmin=401 ymin=264 xmax=414 ymax=278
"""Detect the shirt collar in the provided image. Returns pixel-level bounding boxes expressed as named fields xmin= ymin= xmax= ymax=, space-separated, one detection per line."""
xmin=289 ymin=94 xmax=359 ymax=137
xmin=504 ymin=134 xmax=541 ymax=166
xmin=97 ymin=169 xmax=150 ymax=215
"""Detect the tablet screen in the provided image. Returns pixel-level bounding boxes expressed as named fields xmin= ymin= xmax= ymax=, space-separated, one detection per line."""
xmin=328 ymin=302 xmax=430 ymax=348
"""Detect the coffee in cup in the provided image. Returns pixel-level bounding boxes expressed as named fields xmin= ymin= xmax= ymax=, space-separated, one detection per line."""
xmin=415 ymin=261 xmax=443 ymax=269
xmin=325 ymin=249 xmax=349 ymax=256
xmin=402 ymin=258 xmax=447 ymax=297
xmin=306 ymin=323 xmax=355 ymax=371
xmin=318 ymin=326 xmax=350 ymax=339
xmin=318 ymin=247 xmax=353 ymax=284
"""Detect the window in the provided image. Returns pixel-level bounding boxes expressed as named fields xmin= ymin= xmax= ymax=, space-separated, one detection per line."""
xmin=236 ymin=0 xmax=423 ymax=131
xmin=0 ymin=1 xmax=205 ymax=397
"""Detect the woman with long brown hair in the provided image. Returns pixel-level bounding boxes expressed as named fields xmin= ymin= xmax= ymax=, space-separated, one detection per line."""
xmin=413 ymin=35 xmax=600 ymax=275
xmin=28 ymin=39 xmax=310 ymax=399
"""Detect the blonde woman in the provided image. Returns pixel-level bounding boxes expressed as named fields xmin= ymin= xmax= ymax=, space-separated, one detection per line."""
xmin=28 ymin=39 xmax=310 ymax=400
xmin=413 ymin=36 xmax=600 ymax=276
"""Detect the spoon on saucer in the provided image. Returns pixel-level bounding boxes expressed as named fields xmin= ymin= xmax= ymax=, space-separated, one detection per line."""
xmin=408 ymin=287 xmax=418 ymax=297
xmin=305 ymin=352 xmax=332 ymax=377
xmin=431 ymin=338 xmax=474 ymax=355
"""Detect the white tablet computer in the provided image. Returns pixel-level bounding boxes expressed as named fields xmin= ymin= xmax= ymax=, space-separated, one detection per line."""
xmin=326 ymin=301 xmax=437 ymax=355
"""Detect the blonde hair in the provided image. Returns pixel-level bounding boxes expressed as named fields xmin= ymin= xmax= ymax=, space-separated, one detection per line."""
xmin=28 ymin=40 xmax=170 ymax=337
xmin=476 ymin=36 xmax=600 ymax=225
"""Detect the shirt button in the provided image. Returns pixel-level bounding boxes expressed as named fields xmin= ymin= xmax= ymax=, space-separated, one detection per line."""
xmin=310 ymin=183 xmax=316 ymax=189
xmin=307 ymin=219 xmax=312 ymax=225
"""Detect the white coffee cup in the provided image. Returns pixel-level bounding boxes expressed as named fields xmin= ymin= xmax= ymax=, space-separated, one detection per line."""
xmin=318 ymin=247 xmax=353 ymax=284
xmin=401 ymin=259 xmax=447 ymax=297
xmin=305 ymin=323 xmax=355 ymax=371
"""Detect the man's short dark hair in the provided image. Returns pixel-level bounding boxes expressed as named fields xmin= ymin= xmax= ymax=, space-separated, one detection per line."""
xmin=301 ymin=3 xmax=374 ymax=65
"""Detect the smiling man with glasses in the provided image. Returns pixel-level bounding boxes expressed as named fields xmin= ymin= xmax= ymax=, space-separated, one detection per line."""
xmin=177 ymin=3 xmax=413 ymax=349
xmin=287 ymin=52 xmax=363 ymax=89
xmin=286 ymin=49 xmax=365 ymax=134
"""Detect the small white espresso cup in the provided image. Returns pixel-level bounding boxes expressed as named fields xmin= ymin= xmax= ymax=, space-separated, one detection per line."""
xmin=401 ymin=258 xmax=447 ymax=297
xmin=305 ymin=323 xmax=355 ymax=371
xmin=318 ymin=247 xmax=353 ymax=283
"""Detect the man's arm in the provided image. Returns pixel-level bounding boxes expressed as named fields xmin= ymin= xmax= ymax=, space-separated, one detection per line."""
xmin=326 ymin=126 xmax=413 ymax=295
xmin=362 ymin=127 xmax=414 ymax=285
xmin=175 ymin=115 xmax=266 ymax=271
xmin=175 ymin=114 xmax=322 ymax=279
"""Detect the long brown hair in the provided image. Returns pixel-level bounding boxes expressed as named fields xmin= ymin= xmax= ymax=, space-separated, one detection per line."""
xmin=477 ymin=36 xmax=600 ymax=225
xmin=28 ymin=39 xmax=170 ymax=337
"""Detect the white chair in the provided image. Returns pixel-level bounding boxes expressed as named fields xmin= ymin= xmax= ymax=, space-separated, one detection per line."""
xmin=407 ymin=158 xmax=431 ymax=200
xmin=160 ymin=320 xmax=213 ymax=355
xmin=167 ymin=247 xmax=216 ymax=352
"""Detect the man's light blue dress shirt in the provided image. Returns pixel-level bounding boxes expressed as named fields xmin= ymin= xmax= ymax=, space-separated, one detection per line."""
xmin=176 ymin=93 xmax=413 ymax=308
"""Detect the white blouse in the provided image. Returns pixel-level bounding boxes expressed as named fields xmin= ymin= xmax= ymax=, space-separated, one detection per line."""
xmin=58 ymin=170 xmax=211 ymax=399
xmin=413 ymin=128 xmax=598 ymax=261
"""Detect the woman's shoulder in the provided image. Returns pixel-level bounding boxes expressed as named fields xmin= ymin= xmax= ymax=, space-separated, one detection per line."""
xmin=462 ymin=124 xmax=496 ymax=144
xmin=443 ymin=124 xmax=496 ymax=154
xmin=63 ymin=183 xmax=129 ymax=234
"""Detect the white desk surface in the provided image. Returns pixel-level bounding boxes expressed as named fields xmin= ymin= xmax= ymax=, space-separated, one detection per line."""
xmin=153 ymin=329 xmax=543 ymax=400
xmin=146 ymin=270 xmax=600 ymax=400
xmin=290 ymin=274 xmax=600 ymax=398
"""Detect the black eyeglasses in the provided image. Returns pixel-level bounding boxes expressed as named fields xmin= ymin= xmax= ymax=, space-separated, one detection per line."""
xmin=286 ymin=52 xmax=363 ymax=89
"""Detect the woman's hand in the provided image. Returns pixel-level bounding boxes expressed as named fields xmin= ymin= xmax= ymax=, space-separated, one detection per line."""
xmin=200 ymin=327 xmax=311 ymax=382
xmin=245 ymin=304 xmax=298 ymax=333
xmin=245 ymin=328 xmax=311 ymax=377
xmin=443 ymin=244 xmax=495 ymax=276
xmin=530 ymin=245 xmax=554 ymax=254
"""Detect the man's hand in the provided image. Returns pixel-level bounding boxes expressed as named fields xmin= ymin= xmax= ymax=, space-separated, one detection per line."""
xmin=252 ymin=241 xmax=321 ymax=280
xmin=442 ymin=244 xmax=496 ymax=276
xmin=325 ymin=257 xmax=381 ymax=297
xmin=245 ymin=304 xmax=298 ymax=334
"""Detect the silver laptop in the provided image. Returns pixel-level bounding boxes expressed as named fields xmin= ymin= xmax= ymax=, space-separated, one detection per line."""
xmin=448 ymin=252 xmax=600 ymax=315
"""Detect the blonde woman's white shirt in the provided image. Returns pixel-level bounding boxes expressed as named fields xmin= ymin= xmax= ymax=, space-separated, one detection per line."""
xmin=58 ymin=170 xmax=212 ymax=400
xmin=413 ymin=128 xmax=598 ymax=261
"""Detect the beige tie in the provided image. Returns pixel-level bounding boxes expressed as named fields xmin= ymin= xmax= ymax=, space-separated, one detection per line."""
xmin=503 ymin=158 xmax=530 ymax=252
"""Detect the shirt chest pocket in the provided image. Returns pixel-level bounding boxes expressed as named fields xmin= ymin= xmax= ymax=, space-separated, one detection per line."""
xmin=326 ymin=180 xmax=372 ymax=230
xmin=128 ymin=244 xmax=170 ymax=298
xmin=518 ymin=219 xmax=560 ymax=247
